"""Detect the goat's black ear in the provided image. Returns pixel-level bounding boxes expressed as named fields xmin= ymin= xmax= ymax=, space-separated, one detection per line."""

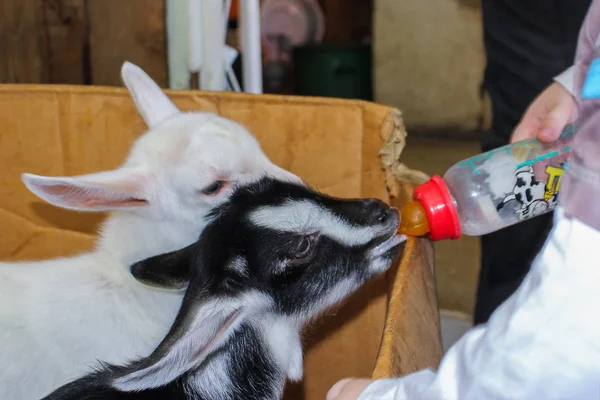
xmin=130 ymin=244 xmax=194 ymax=290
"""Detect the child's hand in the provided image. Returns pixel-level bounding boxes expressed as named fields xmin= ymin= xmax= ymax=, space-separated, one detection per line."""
xmin=511 ymin=82 xmax=578 ymax=143
xmin=326 ymin=378 xmax=373 ymax=400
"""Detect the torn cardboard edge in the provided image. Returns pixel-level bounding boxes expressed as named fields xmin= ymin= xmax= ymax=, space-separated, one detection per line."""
xmin=378 ymin=107 xmax=430 ymax=199
xmin=373 ymin=110 xmax=441 ymax=378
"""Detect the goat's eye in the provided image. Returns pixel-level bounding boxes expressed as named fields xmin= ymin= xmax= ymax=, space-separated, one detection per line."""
xmin=201 ymin=181 xmax=226 ymax=196
xmin=294 ymin=235 xmax=314 ymax=259
xmin=285 ymin=234 xmax=319 ymax=268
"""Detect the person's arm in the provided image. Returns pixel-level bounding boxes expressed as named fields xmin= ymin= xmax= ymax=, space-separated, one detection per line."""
xmin=328 ymin=8 xmax=600 ymax=399
xmin=509 ymin=82 xmax=578 ymax=143
xmin=328 ymin=208 xmax=600 ymax=400
xmin=554 ymin=66 xmax=576 ymax=97
xmin=559 ymin=0 xmax=600 ymax=233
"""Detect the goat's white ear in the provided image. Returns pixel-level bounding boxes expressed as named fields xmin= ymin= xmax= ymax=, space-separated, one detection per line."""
xmin=113 ymin=299 xmax=246 ymax=391
xmin=121 ymin=61 xmax=180 ymax=128
xmin=22 ymin=169 xmax=149 ymax=212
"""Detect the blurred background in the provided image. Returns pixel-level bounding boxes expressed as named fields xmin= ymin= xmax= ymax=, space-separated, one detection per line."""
xmin=0 ymin=0 xmax=485 ymax=349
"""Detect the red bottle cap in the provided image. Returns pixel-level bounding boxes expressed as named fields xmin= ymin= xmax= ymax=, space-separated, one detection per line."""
xmin=413 ymin=175 xmax=461 ymax=241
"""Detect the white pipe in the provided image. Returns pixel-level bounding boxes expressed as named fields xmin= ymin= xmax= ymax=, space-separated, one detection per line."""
xmin=166 ymin=0 xmax=190 ymax=89
xmin=240 ymin=0 xmax=263 ymax=94
xmin=201 ymin=0 xmax=226 ymax=90
xmin=187 ymin=0 xmax=203 ymax=73
xmin=223 ymin=0 xmax=233 ymax=91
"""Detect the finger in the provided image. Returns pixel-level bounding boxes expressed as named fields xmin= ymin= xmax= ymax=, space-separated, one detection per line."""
xmin=511 ymin=112 xmax=542 ymax=143
xmin=327 ymin=378 xmax=354 ymax=400
xmin=537 ymin=106 xmax=572 ymax=142
xmin=327 ymin=378 xmax=373 ymax=400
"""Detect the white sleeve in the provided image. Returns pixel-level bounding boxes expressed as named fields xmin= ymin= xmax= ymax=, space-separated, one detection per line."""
xmin=554 ymin=65 xmax=577 ymax=96
xmin=358 ymin=207 xmax=600 ymax=400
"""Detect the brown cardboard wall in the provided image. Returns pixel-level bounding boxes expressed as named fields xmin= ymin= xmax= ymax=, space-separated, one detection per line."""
xmin=0 ymin=84 xmax=409 ymax=399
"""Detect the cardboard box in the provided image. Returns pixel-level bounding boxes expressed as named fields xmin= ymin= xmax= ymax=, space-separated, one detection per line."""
xmin=0 ymin=85 xmax=440 ymax=398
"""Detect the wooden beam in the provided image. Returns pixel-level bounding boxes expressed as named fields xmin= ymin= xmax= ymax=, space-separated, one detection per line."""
xmin=0 ymin=0 xmax=50 ymax=83
xmin=42 ymin=0 xmax=89 ymax=84
xmin=87 ymin=0 xmax=167 ymax=87
xmin=318 ymin=0 xmax=373 ymax=44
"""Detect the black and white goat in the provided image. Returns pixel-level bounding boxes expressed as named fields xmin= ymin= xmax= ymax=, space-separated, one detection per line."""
xmin=0 ymin=62 xmax=300 ymax=399
xmin=42 ymin=177 xmax=406 ymax=400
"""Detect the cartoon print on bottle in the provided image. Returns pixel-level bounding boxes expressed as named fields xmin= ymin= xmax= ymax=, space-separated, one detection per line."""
xmin=497 ymin=162 xmax=566 ymax=221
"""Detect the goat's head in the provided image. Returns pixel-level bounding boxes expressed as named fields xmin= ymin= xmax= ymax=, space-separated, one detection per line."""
xmin=20 ymin=62 xmax=299 ymax=243
xmin=111 ymin=177 xmax=405 ymax=392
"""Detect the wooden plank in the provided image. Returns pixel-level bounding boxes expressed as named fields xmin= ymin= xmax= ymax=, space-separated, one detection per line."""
xmin=42 ymin=0 xmax=89 ymax=84
xmin=372 ymin=237 xmax=442 ymax=377
xmin=373 ymin=203 xmax=442 ymax=378
xmin=318 ymin=0 xmax=373 ymax=44
xmin=373 ymin=180 xmax=443 ymax=378
xmin=87 ymin=0 xmax=167 ymax=87
xmin=0 ymin=0 xmax=50 ymax=83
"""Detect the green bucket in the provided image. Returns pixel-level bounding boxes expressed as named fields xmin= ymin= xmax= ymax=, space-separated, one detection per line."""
xmin=293 ymin=44 xmax=372 ymax=101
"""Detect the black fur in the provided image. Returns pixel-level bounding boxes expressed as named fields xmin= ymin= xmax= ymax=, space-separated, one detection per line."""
xmin=45 ymin=177 xmax=404 ymax=400
xmin=131 ymin=244 xmax=194 ymax=290
xmin=43 ymin=325 xmax=279 ymax=400
xmin=221 ymin=324 xmax=281 ymax=399
xmin=41 ymin=370 xmax=188 ymax=400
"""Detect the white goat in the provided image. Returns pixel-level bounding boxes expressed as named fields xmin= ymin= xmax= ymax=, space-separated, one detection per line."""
xmin=0 ymin=62 xmax=300 ymax=400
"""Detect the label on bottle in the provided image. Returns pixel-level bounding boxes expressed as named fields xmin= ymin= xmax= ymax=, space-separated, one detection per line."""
xmin=452 ymin=127 xmax=574 ymax=231
xmin=494 ymin=128 xmax=573 ymax=222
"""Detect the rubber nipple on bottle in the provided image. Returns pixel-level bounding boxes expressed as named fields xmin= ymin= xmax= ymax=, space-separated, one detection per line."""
xmin=398 ymin=200 xmax=430 ymax=237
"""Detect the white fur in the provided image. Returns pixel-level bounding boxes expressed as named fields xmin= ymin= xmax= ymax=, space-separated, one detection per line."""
xmin=179 ymin=315 xmax=302 ymax=400
xmin=258 ymin=316 xmax=304 ymax=382
xmin=0 ymin=61 xmax=300 ymax=400
xmin=120 ymin=309 xmax=304 ymax=399
xmin=368 ymin=235 xmax=407 ymax=274
xmin=228 ymin=256 xmax=249 ymax=278
xmin=369 ymin=235 xmax=407 ymax=259
xmin=160 ymin=279 xmax=375 ymax=399
xmin=308 ymin=277 xmax=361 ymax=318
xmin=249 ymin=200 xmax=383 ymax=246
xmin=185 ymin=351 xmax=233 ymax=399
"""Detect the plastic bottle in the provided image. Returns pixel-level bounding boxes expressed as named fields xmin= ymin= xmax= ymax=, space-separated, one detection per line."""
xmin=398 ymin=126 xmax=575 ymax=241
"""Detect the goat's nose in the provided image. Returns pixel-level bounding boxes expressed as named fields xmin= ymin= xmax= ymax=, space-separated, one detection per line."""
xmin=361 ymin=198 xmax=392 ymax=224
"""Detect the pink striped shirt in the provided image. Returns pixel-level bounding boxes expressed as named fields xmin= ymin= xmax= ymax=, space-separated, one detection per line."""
xmin=555 ymin=0 xmax=600 ymax=231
